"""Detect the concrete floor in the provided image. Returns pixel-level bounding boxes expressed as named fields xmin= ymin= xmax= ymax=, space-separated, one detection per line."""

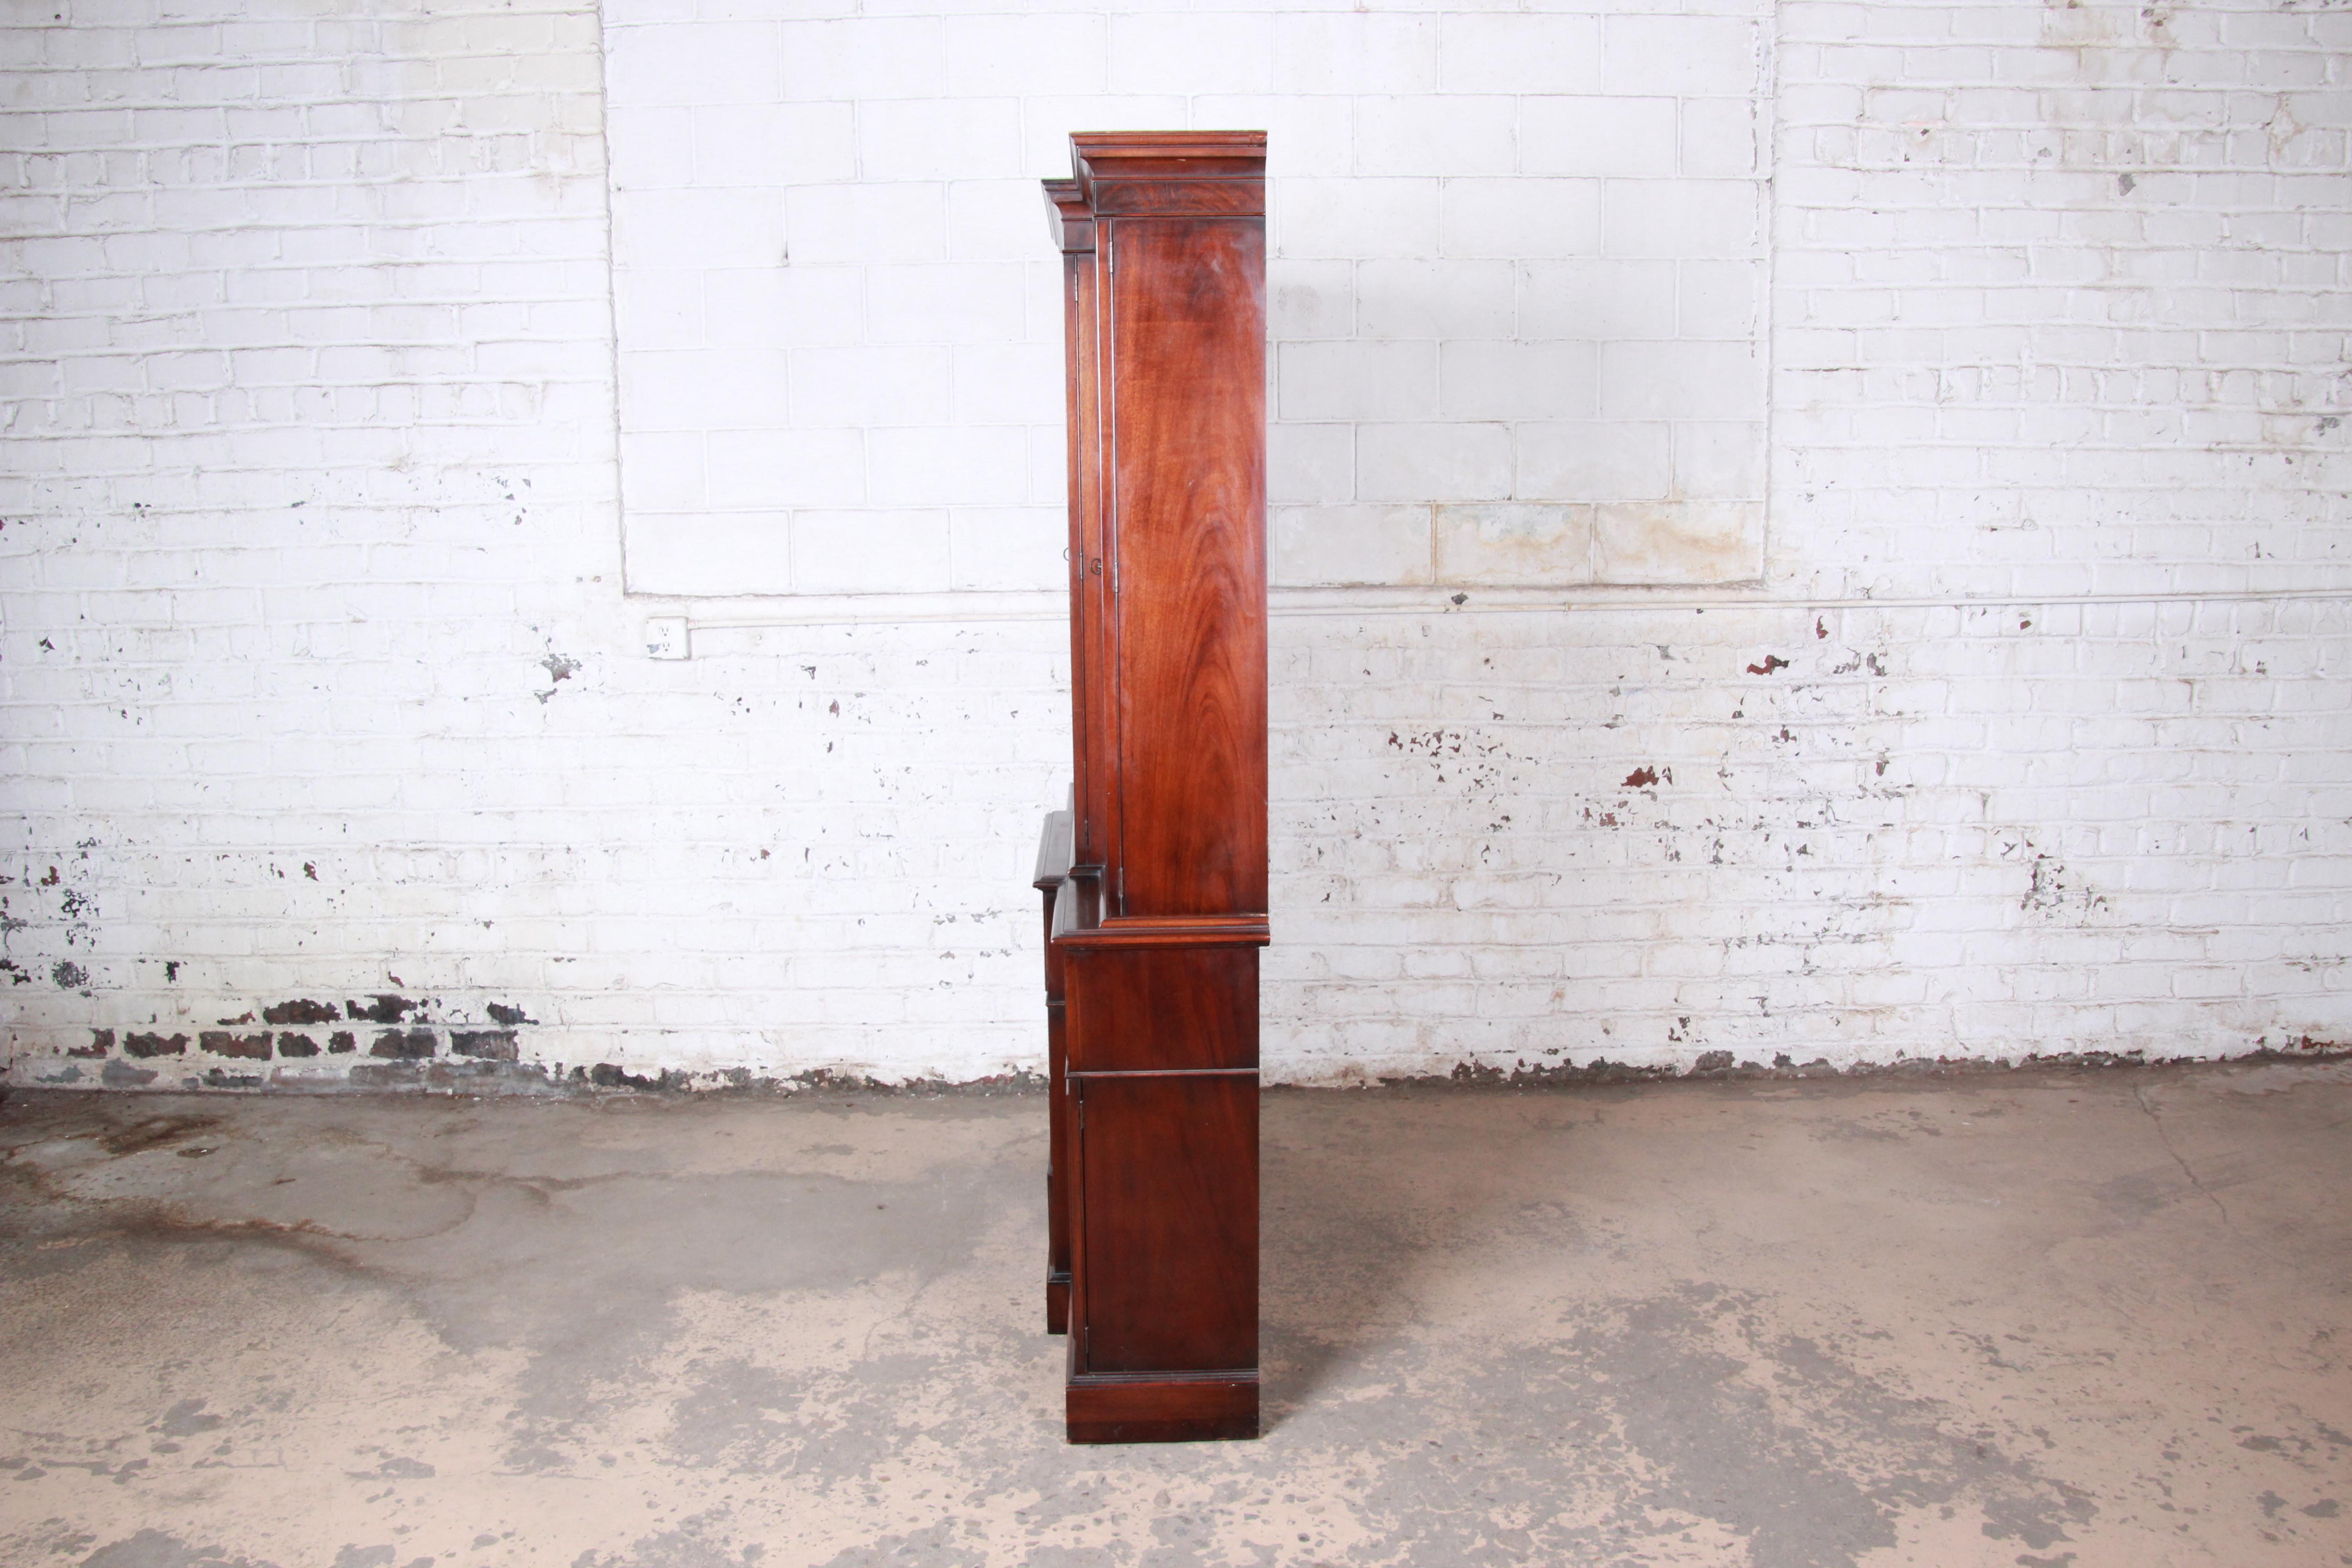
xmin=0 ymin=1063 xmax=2348 ymax=1568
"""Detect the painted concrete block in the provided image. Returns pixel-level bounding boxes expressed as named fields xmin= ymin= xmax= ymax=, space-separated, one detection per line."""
xmin=1435 ymin=503 xmax=1597 ymax=586
xmin=1593 ymin=500 xmax=1764 ymax=583
xmin=1270 ymin=504 xmax=1434 ymax=587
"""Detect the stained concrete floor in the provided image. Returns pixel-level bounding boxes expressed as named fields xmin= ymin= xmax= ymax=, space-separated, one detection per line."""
xmin=0 ymin=1063 xmax=2349 ymax=1568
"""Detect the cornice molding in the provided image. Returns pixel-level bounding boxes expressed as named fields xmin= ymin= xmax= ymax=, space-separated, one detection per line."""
xmin=1070 ymin=130 xmax=1267 ymax=218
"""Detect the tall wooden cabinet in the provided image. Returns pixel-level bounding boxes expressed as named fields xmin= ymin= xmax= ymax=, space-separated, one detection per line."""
xmin=1033 ymin=132 xmax=1269 ymax=1445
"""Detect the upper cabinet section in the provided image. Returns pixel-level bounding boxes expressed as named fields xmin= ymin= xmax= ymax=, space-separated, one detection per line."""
xmin=1082 ymin=136 xmax=1269 ymax=920
xmin=1048 ymin=131 xmax=1269 ymax=924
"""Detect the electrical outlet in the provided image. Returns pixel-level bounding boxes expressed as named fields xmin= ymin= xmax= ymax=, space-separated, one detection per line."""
xmin=642 ymin=617 xmax=688 ymax=660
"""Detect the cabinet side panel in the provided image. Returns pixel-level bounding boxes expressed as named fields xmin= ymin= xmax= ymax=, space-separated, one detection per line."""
xmin=1107 ymin=217 xmax=1268 ymax=918
xmin=1077 ymin=1073 xmax=1258 ymax=1374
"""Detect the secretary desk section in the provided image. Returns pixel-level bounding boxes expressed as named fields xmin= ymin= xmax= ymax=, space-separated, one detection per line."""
xmin=1034 ymin=132 xmax=1269 ymax=1445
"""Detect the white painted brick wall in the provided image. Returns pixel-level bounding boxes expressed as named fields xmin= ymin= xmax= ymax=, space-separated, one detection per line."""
xmin=603 ymin=0 xmax=1774 ymax=598
xmin=3 ymin=0 xmax=2349 ymax=1093
xmin=1267 ymin=593 xmax=2352 ymax=1080
xmin=0 ymin=0 xmax=1073 ymax=1088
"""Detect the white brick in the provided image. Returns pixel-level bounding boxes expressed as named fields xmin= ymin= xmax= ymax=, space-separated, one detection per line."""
xmin=693 ymin=103 xmax=856 ymax=188
xmin=1598 ymin=340 xmax=1765 ymax=421
xmin=707 ymin=428 xmax=866 ymax=509
xmin=1592 ymin=499 xmax=1762 ymax=583
xmin=951 ymin=343 xmax=1059 ymax=425
xmin=783 ymin=184 xmax=946 ymax=265
xmin=613 ymin=188 xmax=786 ymax=270
xmin=857 ymin=99 xmax=1023 ymax=182
xmin=702 ymin=266 xmax=862 ymax=349
xmin=1269 ymin=260 xmax=1355 ymax=340
xmin=613 ymin=268 xmax=702 ymax=350
xmin=1519 ymin=97 xmax=1678 ymax=179
xmin=1278 ymin=178 xmax=1441 ymax=260
xmin=1671 ymin=421 xmax=1766 ymax=500
xmin=1279 ymin=341 xmax=1437 ymax=422
xmin=867 ymin=425 xmax=1028 ymax=507
xmin=606 ymin=105 xmax=692 ymax=191
xmin=947 ymin=507 xmax=1062 ymax=592
xmin=1440 ymin=340 xmax=1595 ymax=421
xmin=1604 ymin=180 xmax=1767 ymax=260
xmin=1439 ymin=15 xmax=1602 ymax=96
xmin=1356 ymin=260 xmax=1514 ymax=341
xmin=1678 ymin=260 xmax=1765 ymax=339
xmin=619 ymin=347 xmax=789 ymax=431
xmin=1440 ymin=178 xmax=1601 ymax=260
xmin=1606 ymin=16 xmax=1763 ymax=98
xmin=1519 ymin=260 xmax=1677 ymax=340
xmin=626 ymin=513 xmax=793 ymax=594
xmin=1357 ymin=422 xmax=1511 ymax=503
xmin=1270 ymin=422 xmax=1354 ymax=504
xmin=778 ymin=18 xmax=945 ymax=102
xmin=1679 ymin=98 xmax=1762 ymax=180
xmin=863 ymin=263 xmax=1024 ymax=344
xmin=607 ymin=21 xmax=778 ymax=109
xmin=1276 ymin=14 xmax=1437 ymax=97
xmin=791 ymin=509 xmax=948 ymax=593
xmin=1108 ymin=12 xmax=1275 ymax=97
xmin=942 ymin=14 xmax=1106 ymax=98
xmin=1434 ymin=503 xmax=1594 ymax=585
xmin=1270 ymin=504 xmax=1431 ymax=587
xmin=1355 ymin=96 xmax=1516 ymax=178
xmin=787 ymin=345 xmax=950 ymax=426
xmin=1516 ymin=420 xmax=1671 ymax=502
xmin=947 ymin=179 xmax=1052 ymax=261
xmin=619 ymin=431 xmax=704 ymax=511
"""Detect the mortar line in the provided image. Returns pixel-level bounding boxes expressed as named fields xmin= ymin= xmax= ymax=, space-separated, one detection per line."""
xmin=670 ymin=584 xmax=2352 ymax=633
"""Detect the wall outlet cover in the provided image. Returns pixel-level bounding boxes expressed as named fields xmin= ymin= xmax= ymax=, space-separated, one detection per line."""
xmin=642 ymin=617 xmax=688 ymax=660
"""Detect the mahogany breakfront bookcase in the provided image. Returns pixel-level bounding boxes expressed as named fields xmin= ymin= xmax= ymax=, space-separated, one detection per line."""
xmin=1030 ymin=132 xmax=1269 ymax=1445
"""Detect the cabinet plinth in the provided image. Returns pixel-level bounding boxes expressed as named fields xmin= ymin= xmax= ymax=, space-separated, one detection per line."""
xmin=1034 ymin=132 xmax=1269 ymax=1445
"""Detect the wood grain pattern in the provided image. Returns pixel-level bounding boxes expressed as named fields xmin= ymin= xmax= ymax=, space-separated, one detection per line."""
xmin=1108 ymin=217 xmax=1268 ymax=919
xmin=1045 ymin=180 xmax=1110 ymax=877
xmin=1041 ymin=130 xmax=1266 ymax=1445
xmin=1082 ymin=179 xmax=1265 ymax=218
xmin=1072 ymin=1071 xmax=1258 ymax=1376
xmin=1064 ymin=945 xmax=1257 ymax=1073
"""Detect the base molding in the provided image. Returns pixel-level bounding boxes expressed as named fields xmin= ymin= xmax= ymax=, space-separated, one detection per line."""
xmin=1066 ymin=1371 xmax=1259 ymax=1444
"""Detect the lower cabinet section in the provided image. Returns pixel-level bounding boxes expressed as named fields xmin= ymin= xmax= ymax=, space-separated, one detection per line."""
xmin=1042 ymin=886 xmax=1266 ymax=1442
xmin=1073 ymin=1071 xmax=1257 ymax=1371
xmin=1065 ymin=1070 xmax=1259 ymax=1442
